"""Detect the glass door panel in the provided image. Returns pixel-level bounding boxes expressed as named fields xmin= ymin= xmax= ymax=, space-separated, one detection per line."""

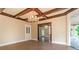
xmin=38 ymin=23 xmax=52 ymax=43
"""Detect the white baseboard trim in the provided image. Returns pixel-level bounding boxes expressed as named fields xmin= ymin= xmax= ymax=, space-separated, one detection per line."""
xmin=0 ymin=39 xmax=29 ymax=47
xmin=52 ymin=41 xmax=67 ymax=45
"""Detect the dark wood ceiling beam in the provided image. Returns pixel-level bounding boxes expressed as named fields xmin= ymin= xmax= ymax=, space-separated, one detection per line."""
xmin=48 ymin=13 xmax=65 ymax=19
xmin=39 ymin=8 xmax=78 ymax=21
xmin=37 ymin=8 xmax=67 ymax=17
xmin=34 ymin=8 xmax=48 ymax=19
xmin=15 ymin=8 xmax=32 ymax=17
xmin=64 ymin=8 xmax=78 ymax=15
xmin=39 ymin=13 xmax=65 ymax=21
xmin=0 ymin=8 xmax=78 ymax=22
xmin=0 ymin=12 xmax=27 ymax=21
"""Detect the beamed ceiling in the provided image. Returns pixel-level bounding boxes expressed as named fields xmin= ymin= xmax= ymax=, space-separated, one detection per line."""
xmin=0 ymin=8 xmax=78 ymax=22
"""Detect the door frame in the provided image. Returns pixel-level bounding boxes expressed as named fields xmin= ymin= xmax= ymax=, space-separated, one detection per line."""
xmin=37 ymin=22 xmax=52 ymax=42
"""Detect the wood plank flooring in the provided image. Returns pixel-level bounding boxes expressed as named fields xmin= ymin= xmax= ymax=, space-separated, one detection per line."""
xmin=0 ymin=40 xmax=74 ymax=50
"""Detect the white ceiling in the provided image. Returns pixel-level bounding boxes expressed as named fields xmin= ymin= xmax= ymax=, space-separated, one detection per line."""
xmin=3 ymin=8 xmax=26 ymax=15
xmin=1 ymin=8 xmax=72 ymax=21
xmin=19 ymin=11 xmax=38 ymax=19
xmin=39 ymin=8 xmax=54 ymax=12
xmin=2 ymin=8 xmax=69 ymax=17
xmin=47 ymin=9 xmax=70 ymax=16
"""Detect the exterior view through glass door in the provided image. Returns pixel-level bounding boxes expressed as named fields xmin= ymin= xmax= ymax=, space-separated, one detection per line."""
xmin=38 ymin=23 xmax=52 ymax=43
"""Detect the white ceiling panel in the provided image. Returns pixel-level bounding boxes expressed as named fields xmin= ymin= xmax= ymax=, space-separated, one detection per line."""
xmin=39 ymin=8 xmax=54 ymax=12
xmin=47 ymin=9 xmax=70 ymax=17
xmin=3 ymin=8 xmax=26 ymax=15
xmin=19 ymin=11 xmax=38 ymax=19
xmin=37 ymin=16 xmax=44 ymax=19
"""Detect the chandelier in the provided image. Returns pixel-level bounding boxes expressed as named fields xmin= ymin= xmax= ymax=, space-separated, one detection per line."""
xmin=27 ymin=10 xmax=38 ymax=22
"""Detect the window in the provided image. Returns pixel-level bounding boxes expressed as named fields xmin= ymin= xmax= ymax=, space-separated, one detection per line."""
xmin=26 ymin=27 xmax=30 ymax=33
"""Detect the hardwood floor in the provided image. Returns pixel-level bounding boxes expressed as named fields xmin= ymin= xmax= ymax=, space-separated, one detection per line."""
xmin=0 ymin=40 xmax=74 ymax=50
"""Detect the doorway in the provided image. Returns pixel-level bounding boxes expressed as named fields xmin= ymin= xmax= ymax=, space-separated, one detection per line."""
xmin=38 ymin=23 xmax=52 ymax=43
xmin=70 ymin=25 xmax=79 ymax=49
xmin=70 ymin=11 xmax=79 ymax=49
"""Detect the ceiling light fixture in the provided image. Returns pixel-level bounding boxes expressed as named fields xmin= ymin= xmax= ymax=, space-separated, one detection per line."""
xmin=28 ymin=9 xmax=38 ymax=22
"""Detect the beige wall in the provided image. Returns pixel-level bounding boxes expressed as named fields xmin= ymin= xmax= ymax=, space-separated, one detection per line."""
xmin=52 ymin=16 xmax=67 ymax=45
xmin=0 ymin=13 xmax=70 ymax=46
xmin=31 ymin=22 xmax=38 ymax=40
xmin=32 ymin=16 xmax=67 ymax=45
xmin=0 ymin=15 xmax=31 ymax=46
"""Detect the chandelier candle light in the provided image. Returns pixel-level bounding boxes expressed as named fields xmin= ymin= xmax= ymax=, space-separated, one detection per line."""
xmin=28 ymin=10 xmax=38 ymax=22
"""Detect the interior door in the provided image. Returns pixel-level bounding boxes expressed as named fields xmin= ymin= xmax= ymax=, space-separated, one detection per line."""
xmin=38 ymin=23 xmax=52 ymax=43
